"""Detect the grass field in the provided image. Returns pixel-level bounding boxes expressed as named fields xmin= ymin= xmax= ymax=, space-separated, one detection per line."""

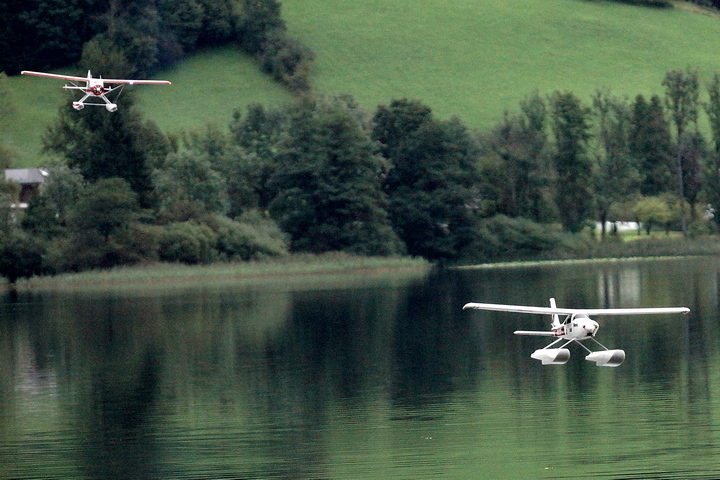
xmin=3 ymin=0 xmax=720 ymax=167
xmin=282 ymin=0 xmax=720 ymax=128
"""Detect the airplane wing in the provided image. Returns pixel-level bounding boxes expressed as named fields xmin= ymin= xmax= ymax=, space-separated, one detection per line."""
xmin=21 ymin=71 xmax=171 ymax=85
xmin=463 ymin=303 xmax=579 ymax=315
xmin=463 ymin=302 xmax=689 ymax=316
xmin=570 ymin=307 xmax=690 ymax=316
xmin=21 ymin=71 xmax=89 ymax=82
xmin=101 ymin=78 xmax=171 ymax=85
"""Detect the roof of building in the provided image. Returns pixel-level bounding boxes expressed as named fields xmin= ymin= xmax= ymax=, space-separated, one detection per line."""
xmin=5 ymin=168 xmax=49 ymax=185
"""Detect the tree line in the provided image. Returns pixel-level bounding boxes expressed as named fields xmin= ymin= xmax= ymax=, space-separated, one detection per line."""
xmin=2 ymin=66 xmax=720 ymax=283
xmin=0 ymin=0 xmax=313 ymax=92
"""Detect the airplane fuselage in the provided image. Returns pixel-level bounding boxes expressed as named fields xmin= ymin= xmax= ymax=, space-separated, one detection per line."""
xmin=553 ymin=314 xmax=599 ymax=341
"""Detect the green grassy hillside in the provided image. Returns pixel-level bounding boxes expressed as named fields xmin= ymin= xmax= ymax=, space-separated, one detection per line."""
xmin=283 ymin=0 xmax=720 ymax=127
xmin=3 ymin=0 xmax=720 ymax=167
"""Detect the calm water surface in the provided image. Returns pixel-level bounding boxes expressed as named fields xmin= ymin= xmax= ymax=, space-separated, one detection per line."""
xmin=1 ymin=258 xmax=719 ymax=479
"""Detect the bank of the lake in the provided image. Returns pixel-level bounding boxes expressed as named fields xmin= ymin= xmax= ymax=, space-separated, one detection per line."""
xmin=462 ymin=234 xmax=720 ymax=266
xmin=10 ymin=236 xmax=720 ymax=292
xmin=13 ymin=253 xmax=431 ymax=292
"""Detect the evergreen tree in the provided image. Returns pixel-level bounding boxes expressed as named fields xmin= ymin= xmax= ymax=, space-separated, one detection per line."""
xmin=269 ymin=95 xmax=402 ymax=255
xmin=549 ymin=91 xmax=594 ymax=233
xmin=373 ymin=99 xmax=481 ymax=261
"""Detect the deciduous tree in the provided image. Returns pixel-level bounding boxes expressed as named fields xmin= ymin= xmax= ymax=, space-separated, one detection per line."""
xmin=373 ymin=99 xmax=481 ymax=260
xmin=43 ymin=96 xmax=169 ymax=208
xmin=592 ymin=90 xmax=640 ymax=240
xmin=269 ymin=95 xmax=402 ymax=255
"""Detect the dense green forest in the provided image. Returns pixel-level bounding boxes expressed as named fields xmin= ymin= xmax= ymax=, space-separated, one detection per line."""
xmin=1 ymin=0 xmax=720 ymax=284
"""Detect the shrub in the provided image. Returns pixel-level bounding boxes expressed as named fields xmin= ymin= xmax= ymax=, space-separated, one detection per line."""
xmin=463 ymin=215 xmax=571 ymax=261
xmin=157 ymin=221 xmax=217 ymax=264
xmin=0 ymin=230 xmax=46 ymax=284
xmin=207 ymin=212 xmax=289 ymax=260
xmin=259 ymin=34 xmax=314 ymax=92
xmin=46 ymin=222 xmax=159 ymax=273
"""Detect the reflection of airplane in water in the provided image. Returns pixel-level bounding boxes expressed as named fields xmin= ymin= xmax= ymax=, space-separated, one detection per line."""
xmin=463 ymin=298 xmax=689 ymax=367
xmin=21 ymin=70 xmax=171 ymax=112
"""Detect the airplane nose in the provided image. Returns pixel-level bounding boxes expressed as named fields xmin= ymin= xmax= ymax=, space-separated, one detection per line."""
xmin=584 ymin=321 xmax=598 ymax=336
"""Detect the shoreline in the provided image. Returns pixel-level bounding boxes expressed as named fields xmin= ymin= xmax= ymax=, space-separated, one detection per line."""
xmin=12 ymin=254 xmax=431 ymax=292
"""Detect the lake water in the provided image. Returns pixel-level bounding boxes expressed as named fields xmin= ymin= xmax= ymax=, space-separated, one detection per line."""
xmin=1 ymin=257 xmax=719 ymax=479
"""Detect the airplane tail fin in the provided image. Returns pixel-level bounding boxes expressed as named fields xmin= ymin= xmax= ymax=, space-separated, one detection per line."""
xmin=550 ymin=298 xmax=560 ymax=328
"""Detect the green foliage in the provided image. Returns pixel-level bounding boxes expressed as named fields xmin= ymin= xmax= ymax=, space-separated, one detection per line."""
xmin=69 ymin=177 xmax=140 ymax=238
xmin=21 ymin=165 xmax=84 ymax=239
xmin=630 ymin=94 xmax=675 ymax=196
xmin=43 ymin=97 xmax=169 ymax=207
xmin=207 ymin=212 xmax=288 ymax=260
xmin=152 ymin=150 xmax=230 ymax=215
xmin=80 ymin=35 xmax=134 ymax=79
xmin=236 ymin=0 xmax=285 ymax=56
xmin=482 ymin=92 xmax=555 ymax=222
xmin=463 ymin=215 xmax=571 ymax=262
xmin=236 ymin=0 xmax=313 ymax=92
xmin=663 ymin=67 xmax=700 ymax=139
xmin=269 ymin=95 xmax=402 ymax=256
xmin=227 ymin=104 xmax=287 ymax=211
xmin=42 ymin=177 xmax=157 ymax=272
xmin=0 ymin=229 xmax=45 ymax=284
xmin=259 ymin=33 xmax=315 ymax=93
xmin=592 ymin=90 xmax=641 ymax=238
xmin=0 ymin=0 xmax=96 ymax=74
xmin=550 ymin=91 xmax=594 ymax=233
xmin=157 ymin=221 xmax=216 ymax=264
xmin=706 ymin=74 xmax=720 ymax=154
xmin=633 ymin=195 xmax=674 ymax=234
xmin=677 ymin=130 xmax=708 ymax=212
xmin=374 ymin=99 xmax=481 ymax=261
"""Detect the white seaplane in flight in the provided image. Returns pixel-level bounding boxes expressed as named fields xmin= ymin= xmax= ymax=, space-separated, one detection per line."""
xmin=21 ymin=70 xmax=171 ymax=112
xmin=463 ymin=298 xmax=689 ymax=367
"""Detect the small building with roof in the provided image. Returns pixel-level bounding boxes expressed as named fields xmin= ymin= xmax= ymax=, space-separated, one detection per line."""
xmin=5 ymin=168 xmax=49 ymax=207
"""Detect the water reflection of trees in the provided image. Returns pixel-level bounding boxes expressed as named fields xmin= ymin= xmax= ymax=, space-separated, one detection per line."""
xmin=3 ymin=259 xmax=720 ymax=478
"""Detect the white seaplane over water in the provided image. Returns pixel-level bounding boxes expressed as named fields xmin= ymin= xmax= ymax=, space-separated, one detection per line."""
xmin=21 ymin=70 xmax=171 ymax=112
xmin=463 ymin=298 xmax=690 ymax=367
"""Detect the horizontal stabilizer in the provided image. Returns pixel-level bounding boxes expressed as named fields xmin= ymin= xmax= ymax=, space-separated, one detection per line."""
xmin=514 ymin=330 xmax=556 ymax=336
